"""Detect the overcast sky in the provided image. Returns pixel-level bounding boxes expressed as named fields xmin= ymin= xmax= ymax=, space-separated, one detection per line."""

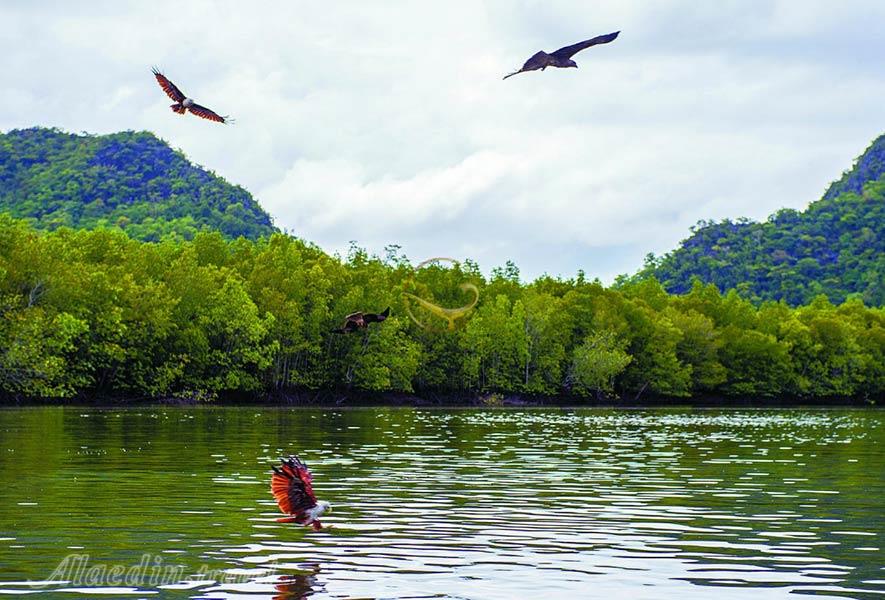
xmin=2 ymin=1 xmax=883 ymax=282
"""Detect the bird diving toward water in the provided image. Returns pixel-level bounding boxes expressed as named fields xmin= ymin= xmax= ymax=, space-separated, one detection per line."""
xmin=503 ymin=31 xmax=620 ymax=80
xmin=271 ymin=456 xmax=331 ymax=531
xmin=151 ymin=68 xmax=233 ymax=123
xmin=331 ymin=307 xmax=391 ymax=334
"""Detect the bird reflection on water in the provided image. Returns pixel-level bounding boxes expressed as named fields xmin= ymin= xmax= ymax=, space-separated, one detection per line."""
xmin=272 ymin=566 xmax=323 ymax=600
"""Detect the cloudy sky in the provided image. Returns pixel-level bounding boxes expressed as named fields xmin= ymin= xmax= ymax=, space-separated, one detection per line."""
xmin=2 ymin=1 xmax=883 ymax=282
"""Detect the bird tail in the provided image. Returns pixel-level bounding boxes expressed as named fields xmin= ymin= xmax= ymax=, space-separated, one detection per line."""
xmin=170 ymin=103 xmax=186 ymax=114
xmin=380 ymin=307 xmax=391 ymax=318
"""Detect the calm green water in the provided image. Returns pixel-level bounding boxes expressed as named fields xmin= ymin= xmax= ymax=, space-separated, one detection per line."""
xmin=0 ymin=407 xmax=882 ymax=599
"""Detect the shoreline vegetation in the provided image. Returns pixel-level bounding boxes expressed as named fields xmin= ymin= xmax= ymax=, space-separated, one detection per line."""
xmin=0 ymin=391 xmax=877 ymax=408
xmin=1 ymin=216 xmax=882 ymax=406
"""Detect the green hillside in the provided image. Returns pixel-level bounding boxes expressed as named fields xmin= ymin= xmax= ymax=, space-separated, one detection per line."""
xmin=629 ymin=134 xmax=885 ymax=306
xmin=0 ymin=127 xmax=277 ymax=241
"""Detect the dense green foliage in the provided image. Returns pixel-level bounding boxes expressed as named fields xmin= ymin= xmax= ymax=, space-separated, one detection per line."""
xmin=1 ymin=216 xmax=882 ymax=401
xmin=0 ymin=127 xmax=276 ymax=241
xmin=629 ymin=134 xmax=885 ymax=306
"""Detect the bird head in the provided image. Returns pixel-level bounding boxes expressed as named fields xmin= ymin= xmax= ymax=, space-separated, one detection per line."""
xmin=568 ymin=60 xmax=578 ymax=68
xmin=318 ymin=500 xmax=332 ymax=515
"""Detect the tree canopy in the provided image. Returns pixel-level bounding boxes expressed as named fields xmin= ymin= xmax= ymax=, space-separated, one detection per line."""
xmin=1 ymin=216 xmax=882 ymax=402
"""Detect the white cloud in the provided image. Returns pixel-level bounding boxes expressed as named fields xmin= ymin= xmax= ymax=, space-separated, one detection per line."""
xmin=263 ymin=150 xmax=523 ymax=235
xmin=1 ymin=0 xmax=883 ymax=282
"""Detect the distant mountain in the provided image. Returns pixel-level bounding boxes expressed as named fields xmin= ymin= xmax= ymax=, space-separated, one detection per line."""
xmin=823 ymin=134 xmax=885 ymax=200
xmin=0 ymin=127 xmax=277 ymax=241
xmin=629 ymin=134 xmax=885 ymax=306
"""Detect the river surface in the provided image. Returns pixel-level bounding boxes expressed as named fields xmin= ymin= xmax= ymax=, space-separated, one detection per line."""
xmin=0 ymin=407 xmax=882 ymax=599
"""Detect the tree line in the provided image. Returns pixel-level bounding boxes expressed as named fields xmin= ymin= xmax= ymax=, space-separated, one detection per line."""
xmin=1 ymin=215 xmax=882 ymax=402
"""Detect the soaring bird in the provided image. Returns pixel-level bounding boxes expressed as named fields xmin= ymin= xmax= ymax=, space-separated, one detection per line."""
xmin=331 ymin=307 xmax=391 ymax=334
xmin=151 ymin=67 xmax=232 ymax=123
xmin=271 ymin=456 xmax=331 ymax=530
xmin=503 ymin=31 xmax=620 ymax=80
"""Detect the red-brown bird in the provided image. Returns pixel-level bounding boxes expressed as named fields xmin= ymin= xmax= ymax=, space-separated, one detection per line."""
xmin=151 ymin=67 xmax=232 ymax=123
xmin=271 ymin=456 xmax=331 ymax=530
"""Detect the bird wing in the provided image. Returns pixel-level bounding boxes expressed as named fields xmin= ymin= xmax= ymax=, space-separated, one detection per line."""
xmin=188 ymin=103 xmax=231 ymax=124
xmin=503 ymin=51 xmax=551 ymax=80
xmin=364 ymin=307 xmax=391 ymax=323
xmin=271 ymin=456 xmax=318 ymax=515
xmin=343 ymin=313 xmax=366 ymax=329
xmin=551 ymin=31 xmax=620 ymax=60
xmin=522 ymin=50 xmax=551 ymax=70
xmin=151 ymin=68 xmax=186 ymax=103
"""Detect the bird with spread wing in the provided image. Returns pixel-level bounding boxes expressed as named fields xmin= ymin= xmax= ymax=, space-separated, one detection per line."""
xmin=331 ymin=307 xmax=391 ymax=334
xmin=151 ymin=67 xmax=233 ymax=123
xmin=503 ymin=31 xmax=620 ymax=80
xmin=271 ymin=456 xmax=331 ymax=530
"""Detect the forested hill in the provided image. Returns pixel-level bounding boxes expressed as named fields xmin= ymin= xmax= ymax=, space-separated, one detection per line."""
xmin=0 ymin=127 xmax=277 ymax=241
xmin=823 ymin=133 xmax=885 ymax=200
xmin=630 ymin=134 xmax=885 ymax=306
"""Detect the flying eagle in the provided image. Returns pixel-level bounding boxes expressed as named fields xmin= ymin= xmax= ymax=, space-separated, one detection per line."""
xmin=151 ymin=67 xmax=232 ymax=123
xmin=331 ymin=307 xmax=391 ymax=334
xmin=271 ymin=456 xmax=331 ymax=530
xmin=503 ymin=31 xmax=620 ymax=80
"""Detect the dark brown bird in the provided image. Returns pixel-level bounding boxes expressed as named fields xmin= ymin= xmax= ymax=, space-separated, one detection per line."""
xmin=503 ymin=31 xmax=620 ymax=80
xmin=151 ymin=67 xmax=233 ymax=123
xmin=331 ymin=307 xmax=390 ymax=334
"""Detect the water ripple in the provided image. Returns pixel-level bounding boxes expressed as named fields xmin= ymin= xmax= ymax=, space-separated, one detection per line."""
xmin=0 ymin=407 xmax=881 ymax=599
